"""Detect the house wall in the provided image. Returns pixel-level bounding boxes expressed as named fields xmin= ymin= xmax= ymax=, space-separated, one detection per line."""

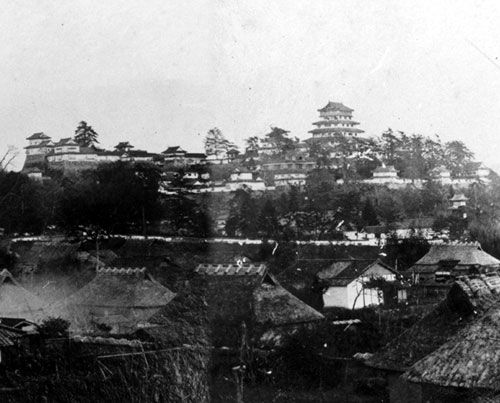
xmin=347 ymin=281 xmax=383 ymax=309
xmin=323 ymin=286 xmax=348 ymax=308
xmin=324 ymin=264 xmax=396 ymax=309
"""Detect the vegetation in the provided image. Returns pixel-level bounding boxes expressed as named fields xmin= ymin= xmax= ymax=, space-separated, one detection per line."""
xmin=74 ymin=121 xmax=99 ymax=147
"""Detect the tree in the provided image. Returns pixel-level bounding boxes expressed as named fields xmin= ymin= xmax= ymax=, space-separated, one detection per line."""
xmin=262 ymin=127 xmax=295 ymax=156
xmin=58 ymin=161 xmax=162 ymax=233
xmin=0 ymin=146 xmax=19 ymax=172
xmin=258 ymin=199 xmax=279 ymax=238
xmin=37 ymin=317 xmax=70 ymax=338
xmin=204 ymin=127 xmax=238 ymax=159
xmin=225 ymin=189 xmax=258 ymax=237
xmin=361 ymin=199 xmax=379 ymax=226
xmin=244 ymin=136 xmax=259 ymax=156
xmin=74 ymin=121 xmax=99 ymax=147
xmin=375 ymin=191 xmax=405 ymax=224
xmin=444 ymin=140 xmax=474 ymax=176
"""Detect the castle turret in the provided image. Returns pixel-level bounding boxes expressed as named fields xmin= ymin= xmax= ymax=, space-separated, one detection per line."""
xmin=308 ymin=101 xmax=364 ymax=140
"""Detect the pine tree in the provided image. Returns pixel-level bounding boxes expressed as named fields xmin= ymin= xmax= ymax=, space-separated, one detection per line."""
xmin=258 ymin=199 xmax=279 ymax=238
xmin=74 ymin=121 xmax=99 ymax=147
xmin=361 ymin=199 xmax=379 ymax=226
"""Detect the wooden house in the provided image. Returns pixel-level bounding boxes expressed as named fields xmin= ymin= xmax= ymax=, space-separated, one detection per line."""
xmin=0 ymin=269 xmax=46 ymax=322
xmin=407 ymin=242 xmax=500 ymax=285
xmin=52 ymin=267 xmax=176 ymax=335
xmin=317 ymin=259 xmax=398 ymax=309
xmin=194 ymin=262 xmax=324 ymax=347
xmin=364 ymin=273 xmax=500 ymax=402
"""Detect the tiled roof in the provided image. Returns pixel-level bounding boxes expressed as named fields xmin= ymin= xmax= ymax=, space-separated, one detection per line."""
xmin=195 ymin=263 xmax=267 ymax=276
xmin=24 ymin=140 xmax=54 ymax=149
xmin=317 ymin=259 xmax=395 ymax=286
xmin=309 ymin=127 xmax=364 ymax=134
xmin=312 ymin=119 xmax=360 ymax=126
xmin=450 ymin=193 xmax=468 ymax=201
xmin=318 ymin=102 xmax=354 ymax=112
xmin=26 ymin=132 xmax=50 ymax=140
xmin=162 ymin=146 xmax=186 ymax=154
xmin=54 ymin=138 xmax=78 ymax=147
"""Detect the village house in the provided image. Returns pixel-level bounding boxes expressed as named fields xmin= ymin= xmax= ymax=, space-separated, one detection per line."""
xmin=194 ymin=262 xmax=324 ymax=347
xmin=0 ymin=269 xmax=47 ymax=323
xmin=406 ymin=242 xmax=500 ymax=285
xmin=364 ymin=273 xmax=500 ymax=402
xmin=317 ymin=259 xmax=399 ymax=309
xmin=51 ymin=266 xmax=176 ymax=335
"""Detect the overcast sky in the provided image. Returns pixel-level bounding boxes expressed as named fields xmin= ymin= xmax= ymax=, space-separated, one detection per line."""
xmin=1 ymin=0 xmax=500 ymax=171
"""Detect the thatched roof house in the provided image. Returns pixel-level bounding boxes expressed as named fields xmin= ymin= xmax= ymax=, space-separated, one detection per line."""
xmin=407 ymin=242 xmax=500 ymax=284
xmin=13 ymin=241 xmax=81 ymax=272
xmin=0 ymin=269 xmax=46 ymax=322
xmin=364 ymin=274 xmax=500 ymax=402
xmin=403 ymin=305 xmax=500 ymax=391
xmin=366 ymin=274 xmax=500 ymax=372
xmin=194 ymin=262 xmax=324 ymax=346
xmin=53 ymin=267 xmax=176 ymax=334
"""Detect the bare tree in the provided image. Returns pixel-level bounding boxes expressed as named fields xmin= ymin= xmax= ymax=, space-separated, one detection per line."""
xmin=0 ymin=146 xmax=19 ymax=172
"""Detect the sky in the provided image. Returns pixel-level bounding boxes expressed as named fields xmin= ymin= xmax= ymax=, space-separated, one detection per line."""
xmin=1 ymin=0 xmax=500 ymax=171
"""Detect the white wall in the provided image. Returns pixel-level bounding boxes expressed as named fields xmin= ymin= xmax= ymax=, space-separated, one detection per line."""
xmin=323 ymin=286 xmax=348 ymax=308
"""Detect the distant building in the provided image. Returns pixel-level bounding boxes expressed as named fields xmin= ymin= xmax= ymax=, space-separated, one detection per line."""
xmin=24 ymin=132 xmax=54 ymax=167
xmin=273 ymin=172 xmax=308 ymax=187
xmin=317 ymin=259 xmax=398 ymax=309
xmin=226 ymin=168 xmax=267 ymax=191
xmin=161 ymin=146 xmax=206 ymax=165
xmin=449 ymin=192 xmax=468 ymax=211
xmin=308 ymin=101 xmax=364 ymax=141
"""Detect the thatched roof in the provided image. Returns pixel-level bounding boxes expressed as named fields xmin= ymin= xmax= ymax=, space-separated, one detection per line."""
xmin=13 ymin=241 xmax=80 ymax=268
xmin=0 ymin=324 xmax=25 ymax=347
xmin=365 ymin=274 xmax=500 ymax=372
xmin=0 ymin=269 xmax=47 ymax=322
xmin=409 ymin=243 xmax=500 ymax=274
xmin=403 ymin=305 xmax=500 ymax=390
xmin=53 ymin=267 xmax=176 ymax=334
xmin=253 ymin=277 xmax=324 ymax=326
xmin=195 ymin=263 xmax=323 ymax=329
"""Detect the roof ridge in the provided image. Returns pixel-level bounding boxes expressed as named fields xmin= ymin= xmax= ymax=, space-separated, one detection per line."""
xmin=96 ymin=267 xmax=147 ymax=275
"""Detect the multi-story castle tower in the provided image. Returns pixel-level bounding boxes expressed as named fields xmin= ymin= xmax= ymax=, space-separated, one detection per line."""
xmin=23 ymin=132 xmax=54 ymax=169
xmin=308 ymin=101 xmax=364 ymax=140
